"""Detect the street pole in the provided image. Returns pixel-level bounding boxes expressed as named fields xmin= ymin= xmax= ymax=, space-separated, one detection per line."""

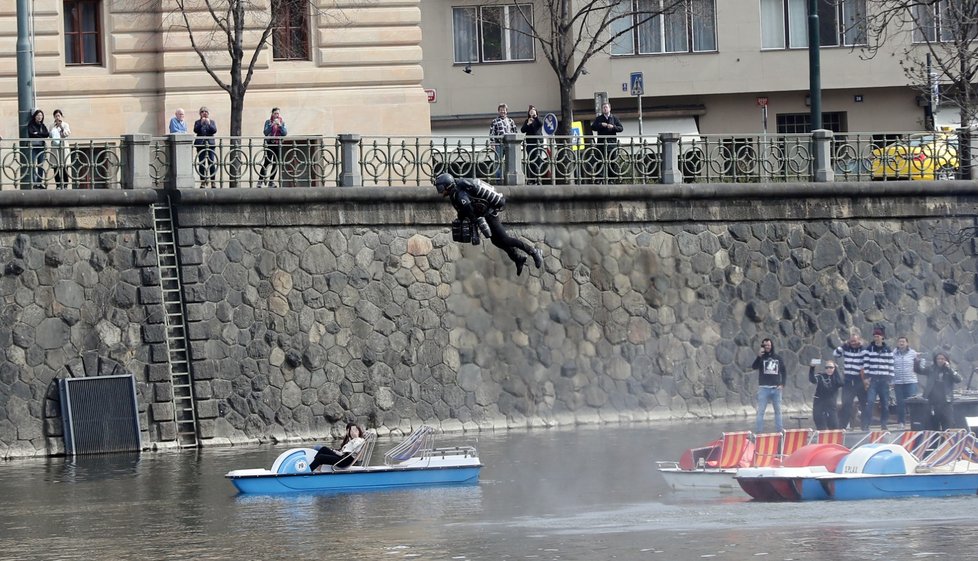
xmin=807 ymin=0 xmax=822 ymax=132
xmin=16 ymin=0 xmax=36 ymax=139
xmin=638 ymin=95 xmax=643 ymax=137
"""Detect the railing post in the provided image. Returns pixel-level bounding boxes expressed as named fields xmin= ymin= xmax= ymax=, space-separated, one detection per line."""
xmin=503 ymin=133 xmax=525 ymax=185
xmin=166 ymin=134 xmax=195 ymax=190
xmin=956 ymin=126 xmax=975 ymax=180
xmin=121 ymin=134 xmax=151 ymax=189
xmin=659 ymin=132 xmax=682 ymax=185
xmin=812 ymin=129 xmax=834 ymax=182
xmin=338 ymin=133 xmax=362 ymax=187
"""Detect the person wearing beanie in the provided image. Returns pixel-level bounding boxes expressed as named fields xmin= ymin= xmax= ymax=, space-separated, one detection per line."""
xmin=862 ymin=326 xmax=894 ymax=431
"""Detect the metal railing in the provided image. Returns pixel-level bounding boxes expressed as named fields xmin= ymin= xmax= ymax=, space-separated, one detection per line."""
xmin=0 ymin=129 xmax=971 ymax=190
xmin=0 ymin=138 xmax=123 ymax=190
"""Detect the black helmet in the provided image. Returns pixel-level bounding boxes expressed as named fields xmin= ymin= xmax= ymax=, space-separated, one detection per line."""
xmin=434 ymin=173 xmax=454 ymax=194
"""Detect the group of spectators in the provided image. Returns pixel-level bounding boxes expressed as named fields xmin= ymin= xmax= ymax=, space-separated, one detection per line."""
xmin=487 ymin=102 xmax=624 ymax=184
xmin=167 ymin=106 xmax=287 ymax=188
xmin=754 ymin=327 xmax=968 ymax=434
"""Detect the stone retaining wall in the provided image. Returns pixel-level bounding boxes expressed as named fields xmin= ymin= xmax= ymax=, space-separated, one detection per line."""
xmin=1 ymin=184 xmax=977 ymax=458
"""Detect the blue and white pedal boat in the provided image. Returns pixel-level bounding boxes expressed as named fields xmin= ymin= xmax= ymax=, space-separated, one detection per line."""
xmin=226 ymin=425 xmax=483 ymax=494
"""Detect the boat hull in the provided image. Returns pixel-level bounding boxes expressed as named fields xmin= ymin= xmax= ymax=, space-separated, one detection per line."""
xmin=825 ymin=472 xmax=978 ymax=501
xmin=658 ymin=467 xmax=738 ymax=490
xmin=228 ymin=464 xmax=482 ymax=494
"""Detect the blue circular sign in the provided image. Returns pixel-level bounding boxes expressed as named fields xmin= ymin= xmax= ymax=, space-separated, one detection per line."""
xmin=543 ymin=113 xmax=558 ymax=135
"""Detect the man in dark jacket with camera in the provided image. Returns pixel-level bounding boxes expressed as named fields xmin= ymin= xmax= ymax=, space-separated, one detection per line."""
xmin=434 ymin=173 xmax=543 ymax=276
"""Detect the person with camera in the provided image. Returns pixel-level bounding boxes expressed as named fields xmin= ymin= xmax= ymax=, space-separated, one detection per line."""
xmin=193 ymin=107 xmax=218 ymax=188
xmin=914 ymin=351 xmax=963 ymax=430
xmin=520 ymin=105 xmax=545 ymax=184
xmin=752 ymin=338 xmax=786 ymax=433
xmin=434 ymin=173 xmax=543 ymax=276
xmin=258 ymin=107 xmax=288 ymax=187
xmin=809 ymin=359 xmax=843 ymax=430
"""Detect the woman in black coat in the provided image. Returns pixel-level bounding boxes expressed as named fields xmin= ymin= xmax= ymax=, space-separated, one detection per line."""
xmin=26 ymin=109 xmax=50 ymax=188
xmin=520 ymin=105 xmax=545 ymax=183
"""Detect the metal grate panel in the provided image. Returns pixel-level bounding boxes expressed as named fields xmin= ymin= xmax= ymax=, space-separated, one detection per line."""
xmin=59 ymin=375 xmax=141 ymax=455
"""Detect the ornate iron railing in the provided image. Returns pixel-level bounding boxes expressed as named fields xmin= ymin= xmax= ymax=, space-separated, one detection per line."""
xmin=0 ymin=130 xmax=968 ymax=190
xmin=0 ymin=138 xmax=122 ymax=190
xmin=188 ymin=136 xmax=339 ymax=188
xmin=678 ymin=134 xmax=815 ymax=183
xmin=832 ymin=131 xmax=959 ymax=181
xmin=358 ymin=137 xmax=500 ymax=186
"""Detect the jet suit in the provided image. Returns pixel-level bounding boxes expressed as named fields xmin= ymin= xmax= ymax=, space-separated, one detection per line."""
xmin=434 ymin=173 xmax=543 ymax=276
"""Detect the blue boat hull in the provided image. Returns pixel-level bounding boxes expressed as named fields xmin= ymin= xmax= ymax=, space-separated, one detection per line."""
xmin=825 ymin=472 xmax=978 ymax=501
xmin=229 ymin=465 xmax=482 ymax=494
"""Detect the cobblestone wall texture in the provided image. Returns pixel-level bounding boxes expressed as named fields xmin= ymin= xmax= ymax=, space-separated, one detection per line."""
xmin=2 ymin=186 xmax=977 ymax=457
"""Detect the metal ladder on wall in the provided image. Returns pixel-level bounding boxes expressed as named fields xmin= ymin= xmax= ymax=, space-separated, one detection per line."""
xmin=152 ymin=201 xmax=199 ymax=448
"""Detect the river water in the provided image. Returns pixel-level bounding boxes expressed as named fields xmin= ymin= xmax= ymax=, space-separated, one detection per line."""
xmin=1 ymin=420 xmax=973 ymax=561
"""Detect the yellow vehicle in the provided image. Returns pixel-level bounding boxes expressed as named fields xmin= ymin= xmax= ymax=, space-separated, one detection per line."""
xmin=870 ymin=133 xmax=958 ymax=180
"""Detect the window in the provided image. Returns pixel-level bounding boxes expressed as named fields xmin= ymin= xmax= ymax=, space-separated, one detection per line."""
xmin=272 ymin=0 xmax=309 ymax=60
xmin=453 ymin=4 xmax=534 ymax=64
xmin=776 ymin=112 xmax=847 ymax=134
xmin=913 ymin=1 xmax=977 ymax=43
xmin=760 ymin=0 xmax=866 ymax=49
xmin=64 ymin=0 xmax=102 ymax=65
xmin=610 ymin=0 xmax=717 ymax=55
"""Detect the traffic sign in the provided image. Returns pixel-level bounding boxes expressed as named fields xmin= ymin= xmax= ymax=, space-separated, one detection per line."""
xmin=425 ymin=89 xmax=437 ymax=103
xmin=630 ymin=72 xmax=644 ymax=96
xmin=542 ymin=113 xmax=558 ymax=135
xmin=756 ymin=96 xmax=768 ymax=107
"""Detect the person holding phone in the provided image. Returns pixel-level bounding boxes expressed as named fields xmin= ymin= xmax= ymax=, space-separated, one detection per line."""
xmin=915 ymin=352 xmax=962 ymax=430
xmin=520 ymin=105 xmax=544 ymax=184
xmin=810 ymin=359 xmax=842 ymax=429
xmin=752 ymin=338 xmax=786 ymax=433
xmin=193 ymin=107 xmax=218 ymax=188
xmin=258 ymin=107 xmax=288 ymax=187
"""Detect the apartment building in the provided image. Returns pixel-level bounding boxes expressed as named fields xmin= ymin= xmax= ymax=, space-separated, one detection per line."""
xmin=0 ymin=1 xmax=430 ymax=139
xmin=420 ymin=1 xmax=951 ymax=137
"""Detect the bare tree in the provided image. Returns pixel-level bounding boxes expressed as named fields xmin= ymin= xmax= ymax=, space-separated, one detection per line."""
xmin=163 ymin=0 xmax=343 ymax=137
xmin=863 ymin=0 xmax=978 ymax=128
xmin=468 ymin=0 xmax=688 ymax=135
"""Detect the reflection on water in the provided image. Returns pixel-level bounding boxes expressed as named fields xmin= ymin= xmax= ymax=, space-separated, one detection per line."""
xmin=0 ymin=421 xmax=975 ymax=560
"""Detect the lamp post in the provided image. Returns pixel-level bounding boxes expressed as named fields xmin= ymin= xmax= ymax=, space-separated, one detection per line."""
xmin=807 ymin=0 xmax=822 ymax=132
xmin=16 ymin=0 xmax=36 ymax=139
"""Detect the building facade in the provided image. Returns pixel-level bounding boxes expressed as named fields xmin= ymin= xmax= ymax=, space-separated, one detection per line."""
xmin=420 ymin=1 xmax=950 ymax=136
xmin=0 ymin=0 xmax=431 ymax=139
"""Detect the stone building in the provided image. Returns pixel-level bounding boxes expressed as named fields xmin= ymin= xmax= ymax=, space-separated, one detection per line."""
xmin=0 ymin=1 xmax=430 ymax=139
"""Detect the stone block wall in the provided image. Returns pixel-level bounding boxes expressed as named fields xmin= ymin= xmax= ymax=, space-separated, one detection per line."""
xmin=1 ymin=184 xmax=977 ymax=457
